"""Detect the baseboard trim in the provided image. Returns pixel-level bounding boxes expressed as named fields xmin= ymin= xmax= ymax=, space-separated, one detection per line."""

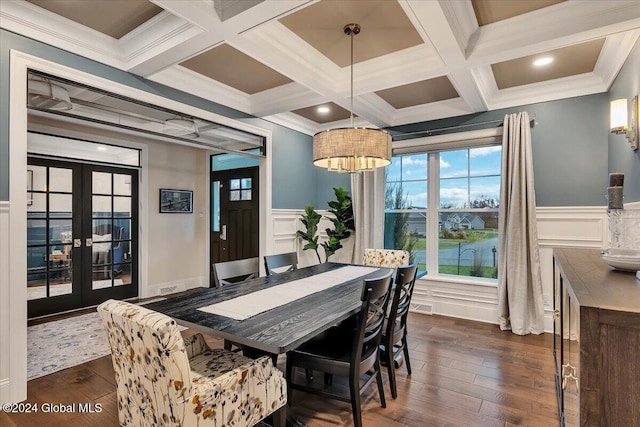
xmin=145 ymin=276 xmax=207 ymax=298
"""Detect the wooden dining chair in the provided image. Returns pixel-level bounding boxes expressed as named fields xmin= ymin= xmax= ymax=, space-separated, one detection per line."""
xmin=212 ymin=257 xmax=260 ymax=287
xmin=381 ymin=263 xmax=418 ymax=398
xmin=264 ymin=252 xmax=298 ymax=276
xmin=285 ymin=272 xmax=393 ymax=427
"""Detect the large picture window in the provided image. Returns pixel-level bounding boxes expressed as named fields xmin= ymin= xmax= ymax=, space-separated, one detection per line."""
xmin=384 ymin=145 xmax=501 ymax=281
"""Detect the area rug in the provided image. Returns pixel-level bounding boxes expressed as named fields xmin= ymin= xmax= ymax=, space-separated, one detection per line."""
xmin=27 ymin=298 xmax=176 ymax=380
xmin=28 ymin=312 xmax=110 ymax=380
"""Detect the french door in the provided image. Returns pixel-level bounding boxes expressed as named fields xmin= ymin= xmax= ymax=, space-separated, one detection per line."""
xmin=27 ymin=158 xmax=138 ymax=317
xmin=210 ymin=166 xmax=259 ymax=285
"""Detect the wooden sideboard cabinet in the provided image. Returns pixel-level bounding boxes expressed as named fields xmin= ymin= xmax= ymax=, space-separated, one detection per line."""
xmin=553 ymin=248 xmax=640 ymax=426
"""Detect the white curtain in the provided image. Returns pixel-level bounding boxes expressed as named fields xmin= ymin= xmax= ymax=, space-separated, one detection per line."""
xmin=497 ymin=112 xmax=544 ymax=335
xmin=350 ymin=170 xmax=385 ymax=264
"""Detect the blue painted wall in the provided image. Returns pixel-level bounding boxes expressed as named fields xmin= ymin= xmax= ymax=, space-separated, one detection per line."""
xmin=386 ymin=93 xmax=610 ymax=207
xmin=608 ymin=38 xmax=640 ymax=203
xmin=0 ymin=29 xmax=329 ymax=209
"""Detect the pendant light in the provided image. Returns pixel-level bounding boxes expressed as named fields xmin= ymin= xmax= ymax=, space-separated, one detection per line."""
xmin=312 ymin=23 xmax=391 ymax=173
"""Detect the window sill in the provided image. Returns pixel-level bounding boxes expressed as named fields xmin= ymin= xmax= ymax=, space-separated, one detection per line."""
xmin=417 ymin=273 xmax=498 ymax=288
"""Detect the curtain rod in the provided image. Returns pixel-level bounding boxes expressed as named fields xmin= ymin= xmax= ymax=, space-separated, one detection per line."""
xmin=388 ymin=114 xmax=537 ymax=138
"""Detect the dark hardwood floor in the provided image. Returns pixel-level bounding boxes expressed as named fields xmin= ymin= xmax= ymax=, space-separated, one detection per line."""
xmin=4 ymin=312 xmax=558 ymax=427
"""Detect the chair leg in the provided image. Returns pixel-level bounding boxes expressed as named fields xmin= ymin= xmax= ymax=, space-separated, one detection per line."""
xmin=271 ymin=406 xmax=286 ymax=427
xmin=285 ymin=360 xmax=294 ymax=404
xmin=402 ymin=335 xmax=412 ymax=375
xmin=375 ymin=359 xmax=387 ymax=408
xmin=324 ymin=373 xmax=333 ymax=385
xmin=386 ymin=347 xmax=398 ymax=399
xmin=349 ymin=374 xmax=363 ymax=427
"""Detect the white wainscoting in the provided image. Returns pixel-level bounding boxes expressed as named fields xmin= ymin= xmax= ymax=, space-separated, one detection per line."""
xmin=0 ymin=202 xmax=14 ymax=403
xmin=271 ymin=209 xmax=354 ymax=267
xmin=536 ymin=206 xmax=608 ymax=331
xmin=271 ymin=206 xmax=608 ymax=333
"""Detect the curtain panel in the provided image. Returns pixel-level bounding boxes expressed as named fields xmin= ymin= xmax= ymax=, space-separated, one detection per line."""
xmin=497 ymin=112 xmax=545 ymax=335
xmin=350 ymin=170 xmax=385 ymax=264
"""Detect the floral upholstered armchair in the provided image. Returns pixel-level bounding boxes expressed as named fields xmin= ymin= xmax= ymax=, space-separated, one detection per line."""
xmin=97 ymin=299 xmax=287 ymax=427
xmin=363 ymin=248 xmax=410 ymax=268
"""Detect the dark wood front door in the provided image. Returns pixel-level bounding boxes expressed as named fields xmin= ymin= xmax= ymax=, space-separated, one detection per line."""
xmin=27 ymin=158 xmax=139 ymax=317
xmin=210 ymin=166 xmax=259 ymax=284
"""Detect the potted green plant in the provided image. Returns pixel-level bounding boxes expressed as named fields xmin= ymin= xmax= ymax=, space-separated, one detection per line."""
xmin=297 ymin=187 xmax=354 ymax=263
xmin=296 ymin=205 xmax=322 ymax=264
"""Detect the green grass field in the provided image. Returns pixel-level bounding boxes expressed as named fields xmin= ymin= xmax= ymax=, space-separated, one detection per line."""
xmin=438 ymin=265 xmax=497 ymax=278
xmin=411 ymin=229 xmax=498 ymax=249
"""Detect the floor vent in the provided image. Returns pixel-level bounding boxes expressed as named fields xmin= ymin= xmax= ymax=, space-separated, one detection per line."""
xmin=160 ymin=286 xmax=177 ymax=295
xmin=410 ymin=303 xmax=433 ymax=315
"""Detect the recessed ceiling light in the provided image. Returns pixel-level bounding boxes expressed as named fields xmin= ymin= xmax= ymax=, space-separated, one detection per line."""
xmin=533 ymin=57 xmax=553 ymax=67
xmin=317 ymin=106 xmax=330 ymax=114
xmin=96 ymin=146 xmax=108 ymax=151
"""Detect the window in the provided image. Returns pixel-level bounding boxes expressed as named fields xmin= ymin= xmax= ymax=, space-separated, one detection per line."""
xmin=385 ymin=145 xmax=501 ymax=281
xmin=229 ymin=178 xmax=252 ymax=201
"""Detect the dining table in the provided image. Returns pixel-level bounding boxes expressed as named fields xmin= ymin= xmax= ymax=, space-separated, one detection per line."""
xmin=143 ymin=261 xmax=391 ymax=427
xmin=143 ymin=262 xmax=390 ymax=356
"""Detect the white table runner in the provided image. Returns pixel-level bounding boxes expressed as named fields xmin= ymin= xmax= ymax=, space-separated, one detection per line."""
xmin=198 ymin=265 xmax=378 ymax=320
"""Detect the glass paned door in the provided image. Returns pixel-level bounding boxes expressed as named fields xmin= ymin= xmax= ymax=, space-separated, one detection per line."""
xmin=27 ymin=158 xmax=138 ymax=317
xmin=27 ymin=160 xmax=81 ymax=315
xmin=83 ymin=166 xmax=138 ymax=306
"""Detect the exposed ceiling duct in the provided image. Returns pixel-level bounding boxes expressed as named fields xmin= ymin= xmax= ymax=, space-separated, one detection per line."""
xmin=27 ymin=77 xmax=73 ymax=111
xmin=162 ymin=118 xmax=200 ymax=139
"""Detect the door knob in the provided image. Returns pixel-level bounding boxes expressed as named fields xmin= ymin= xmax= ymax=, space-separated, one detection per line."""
xmin=221 ymin=225 xmax=227 ymax=241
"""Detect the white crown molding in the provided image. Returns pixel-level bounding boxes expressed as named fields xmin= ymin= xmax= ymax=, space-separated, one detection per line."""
xmin=469 ymin=65 xmax=498 ymax=110
xmin=148 ymin=65 xmax=252 ymax=113
xmin=119 ymin=11 xmax=203 ymax=65
xmin=351 ymin=93 xmax=395 ymax=128
xmin=240 ymin=21 xmax=342 ymax=94
xmin=150 ymin=0 xmax=219 ymax=31
xmin=403 ymin=0 xmax=467 ymax=67
xmin=486 ymin=73 xmax=608 ymax=111
xmin=261 ymin=113 xmax=319 ymax=136
xmin=348 ymin=44 xmax=445 ymax=95
xmin=250 ymin=82 xmax=326 ymax=117
xmin=0 ymin=0 xmax=122 ymax=67
xmin=2 ymin=0 xmax=639 ymax=133
xmin=390 ymin=97 xmax=474 ymax=127
xmin=263 ymin=111 xmax=375 ymax=137
xmin=447 ymin=69 xmax=489 ymax=112
xmin=467 ymin=1 xmax=640 ymax=66
xmin=434 ymin=0 xmax=478 ymax=54
xmin=594 ymin=29 xmax=640 ymax=89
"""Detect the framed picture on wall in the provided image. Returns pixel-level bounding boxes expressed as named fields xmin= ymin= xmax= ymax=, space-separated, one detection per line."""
xmin=159 ymin=189 xmax=193 ymax=213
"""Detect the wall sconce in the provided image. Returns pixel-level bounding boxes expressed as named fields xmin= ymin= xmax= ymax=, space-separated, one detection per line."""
xmin=610 ymin=96 xmax=639 ymax=151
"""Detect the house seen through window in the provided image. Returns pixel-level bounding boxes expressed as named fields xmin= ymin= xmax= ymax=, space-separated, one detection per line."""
xmin=384 ymin=146 xmax=501 ymax=280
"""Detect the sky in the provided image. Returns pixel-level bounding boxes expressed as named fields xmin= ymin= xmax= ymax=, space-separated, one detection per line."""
xmin=386 ymin=147 xmax=502 ymax=209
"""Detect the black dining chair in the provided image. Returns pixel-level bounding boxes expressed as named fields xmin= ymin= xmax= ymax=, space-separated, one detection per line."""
xmin=381 ymin=263 xmax=419 ymax=399
xmin=285 ymin=272 xmax=393 ymax=427
xmin=264 ymin=252 xmax=298 ymax=276
xmin=212 ymin=257 xmax=260 ymax=287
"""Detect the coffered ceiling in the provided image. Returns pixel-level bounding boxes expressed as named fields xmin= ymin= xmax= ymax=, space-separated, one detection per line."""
xmin=3 ymin=0 xmax=640 ymax=136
